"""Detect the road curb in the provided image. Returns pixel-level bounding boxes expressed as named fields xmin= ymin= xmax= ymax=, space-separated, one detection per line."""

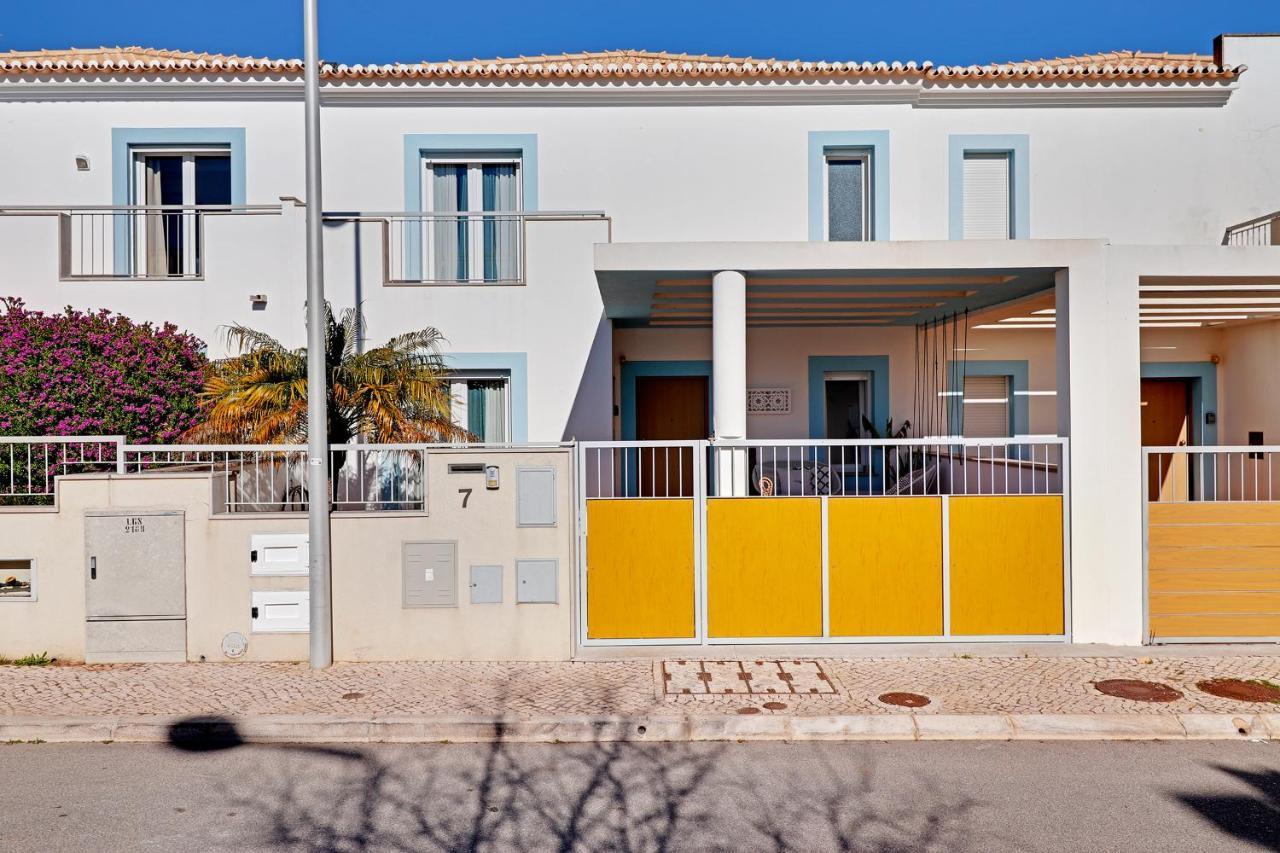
xmin=3 ymin=712 xmax=1276 ymax=744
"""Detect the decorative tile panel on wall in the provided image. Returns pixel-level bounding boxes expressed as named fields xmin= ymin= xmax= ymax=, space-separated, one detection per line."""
xmin=747 ymin=387 xmax=791 ymax=415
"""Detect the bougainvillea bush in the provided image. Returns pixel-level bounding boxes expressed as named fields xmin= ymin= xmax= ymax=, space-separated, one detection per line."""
xmin=0 ymin=298 xmax=207 ymax=442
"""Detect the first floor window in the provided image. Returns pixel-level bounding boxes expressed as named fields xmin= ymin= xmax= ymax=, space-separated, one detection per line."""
xmin=450 ymin=372 xmax=511 ymax=443
xmin=962 ymin=151 xmax=1012 ymax=240
xmin=425 ymin=156 xmax=522 ymax=282
xmin=959 ymin=374 xmax=1012 ymax=439
xmin=825 ymin=150 xmax=872 ymax=241
xmin=132 ymin=147 xmax=231 ymax=277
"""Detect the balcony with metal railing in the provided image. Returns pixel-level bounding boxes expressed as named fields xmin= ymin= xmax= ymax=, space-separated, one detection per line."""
xmin=0 ymin=203 xmax=286 ymax=280
xmin=322 ymin=210 xmax=610 ymax=285
xmin=1223 ymin=210 xmax=1280 ymax=246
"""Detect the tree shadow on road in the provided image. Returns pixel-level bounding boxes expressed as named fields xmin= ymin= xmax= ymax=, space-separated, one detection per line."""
xmin=165 ymin=715 xmax=980 ymax=852
xmin=1172 ymin=764 xmax=1280 ymax=852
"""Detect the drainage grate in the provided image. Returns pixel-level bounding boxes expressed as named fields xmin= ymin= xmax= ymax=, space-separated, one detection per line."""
xmin=1093 ymin=679 xmax=1183 ymax=702
xmin=661 ymin=660 xmax=838 ymax=696
xmin=1196 ymin=678 xmax=1280 ymax=703
xmin=878 ymin=691 xmax=931 ymax=708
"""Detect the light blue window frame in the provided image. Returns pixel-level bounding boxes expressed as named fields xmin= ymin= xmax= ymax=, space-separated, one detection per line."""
xmin=1140 ymin=361 xmax=1218 ymax=447
xmin=445 ymin=352 xmax=529 ymax=443
xmin=947 ymin=359 xmax=1030 ymax=438
xmin=403 ymin=134 xmax=538 ymax=281
xmin=808 ymin=131 xmax=891 ymax=241
xmin=111 ymin=127 xmax=247 ymax=276
xmin=619 ymin=360 xmax=713 ymax=441
xmin=948 ymin=134 xmax=1030 ymax=240
xmin=807 ymin=356 xmax=891 ymax=439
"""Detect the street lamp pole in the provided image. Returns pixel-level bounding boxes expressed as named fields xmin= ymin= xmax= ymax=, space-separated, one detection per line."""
xmin=302 ymin=0 xmax=333 ymax=669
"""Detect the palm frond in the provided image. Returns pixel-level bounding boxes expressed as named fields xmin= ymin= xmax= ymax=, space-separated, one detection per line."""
xmin=186 ymin=301 xmax=474 ymax=445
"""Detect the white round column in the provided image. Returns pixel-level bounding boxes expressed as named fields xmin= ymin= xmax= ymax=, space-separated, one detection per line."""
xmin=712 ymin=270 xmax=748 ymax=495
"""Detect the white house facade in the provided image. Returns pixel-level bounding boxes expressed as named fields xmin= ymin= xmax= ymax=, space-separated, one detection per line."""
xmin=1 ymin=35 xmax=1279 ymax=661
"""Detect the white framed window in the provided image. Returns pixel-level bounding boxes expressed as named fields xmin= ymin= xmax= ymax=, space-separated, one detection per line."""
xmin=0 ymin=558 xmax=34 ymax=601
xmin=130 ymin=146 xmax=232 ymax=277
xmin=450 ymin=370 xmax=512 ymax=443
xmin=961 ymin=374 xmax=1012 ymax=438
xmin=422 ymin=155 xmax=523 ymax=282
xmin=962 ymin=152 xmax=1012 ymax=240
xmin=824 ymin=150 xmax=872 ymax=241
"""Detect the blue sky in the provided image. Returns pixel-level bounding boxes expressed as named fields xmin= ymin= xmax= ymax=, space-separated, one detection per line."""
xmin=2 ymin=1 xmax=1277 ymax=67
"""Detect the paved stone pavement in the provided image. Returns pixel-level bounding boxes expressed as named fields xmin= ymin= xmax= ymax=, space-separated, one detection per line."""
xmin=3 ymin=654 xmax=1280 ymax=719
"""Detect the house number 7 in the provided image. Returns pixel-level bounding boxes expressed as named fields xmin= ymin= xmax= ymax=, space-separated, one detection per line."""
xmin=459 ymin=488 xmax=472 ymax=508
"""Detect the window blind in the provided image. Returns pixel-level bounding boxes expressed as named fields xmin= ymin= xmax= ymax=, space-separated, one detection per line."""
xmin=962 ymin=374 xmax=1011 ymax=438
xmin=962 ymin=152 xmax=1012 ymax=240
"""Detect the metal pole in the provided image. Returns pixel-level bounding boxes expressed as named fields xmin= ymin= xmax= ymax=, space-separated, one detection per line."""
xmin=303 ymin=0 xmax=333 ymax=669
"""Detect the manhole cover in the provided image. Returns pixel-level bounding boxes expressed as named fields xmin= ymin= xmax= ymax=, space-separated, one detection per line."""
xmin=878 ymin=692 xmax=930 ymax=708
xmin=1196 ymin=678 xmax=1280 ymax=703
xmin=736 ymin=706 xmax=762 ymax=715
xmin=1093 ymin=679 xmax=1183 ymax=702
xmin=341 ymin=691 xmax=365 ymax=700
xmin=763 ymin=701 xmax=788 ymax=711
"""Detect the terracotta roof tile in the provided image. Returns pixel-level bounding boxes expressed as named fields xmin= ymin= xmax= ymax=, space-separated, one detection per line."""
xmin=0 ymin=45 xmax=1243 ymax=82
xmin=933 ymin=50 xmax=1233 ymax=79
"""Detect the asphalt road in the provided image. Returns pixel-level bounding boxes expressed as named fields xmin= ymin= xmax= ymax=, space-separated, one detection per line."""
xmin=2 ymin=735 xmax=1278 ymax=852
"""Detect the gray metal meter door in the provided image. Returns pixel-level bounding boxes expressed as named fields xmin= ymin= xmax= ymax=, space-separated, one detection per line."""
xmin=84 ymin=510 xmax=186 ymax=619
xmin=516 ymin=466 xmax=557 ymax=527
xmin=403 ymin=541 xmax=457 ymax=608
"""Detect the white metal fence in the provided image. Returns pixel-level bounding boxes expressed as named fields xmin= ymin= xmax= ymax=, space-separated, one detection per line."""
xmin=0 ymin=436 xmax=123 ymax=504
xmin=1145 ymin=445 xmax=1280 ymax=503
xmin=1 ymin=437 xmax=425 ymax=513
xmin=580 ymin=437 xmax=1066 ymax=499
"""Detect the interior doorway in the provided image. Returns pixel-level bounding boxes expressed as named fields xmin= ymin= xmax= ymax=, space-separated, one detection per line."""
xmin=823 ymin=371 xmax=871 ymax=439
xmin=635 ymin=375 xmax=709 ymax=496
xmin=1141 ymin=378 xmax=1192 ymax=501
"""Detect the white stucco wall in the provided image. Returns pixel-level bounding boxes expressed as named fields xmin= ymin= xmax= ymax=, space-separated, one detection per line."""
xmin=0 ymin=36 xmax=1276 ymax=445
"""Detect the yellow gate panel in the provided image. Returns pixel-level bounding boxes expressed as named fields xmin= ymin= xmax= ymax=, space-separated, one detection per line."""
xmin=586 ymin=499 xmax=695 ymax=640
xmin=828 ymin=497 xmax=943 ymax=636
xmin=707 ymin=498 xmax=821 ymax=638
xmin=949 ymin=495 xmax=1064 ymax=636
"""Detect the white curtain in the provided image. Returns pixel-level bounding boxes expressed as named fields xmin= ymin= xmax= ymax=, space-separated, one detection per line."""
xmin=430 ymin=165 xmax=466 ymax=281
xmin=482 ymin=164 xmax=519 ymax=281
xmin=483 ymin=381 xmax=508 ymax=443
xmin=143 ymin=159 xmax=170 ymax=276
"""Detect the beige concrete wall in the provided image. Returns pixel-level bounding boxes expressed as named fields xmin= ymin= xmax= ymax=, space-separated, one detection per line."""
xmin=0 ymin=447 xmax=576 ymax=663
xmin=331 ymin=449 xmax=575 ymax=661
xmin=0 ymin=479 xmax=108 ymax=661
xmin=1219 ymin=320 xmax=1280 ymax=447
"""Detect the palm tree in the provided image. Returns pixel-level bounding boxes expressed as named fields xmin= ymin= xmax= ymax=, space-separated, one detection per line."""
xmin=183 ymin=302 xmax=470 ymax=445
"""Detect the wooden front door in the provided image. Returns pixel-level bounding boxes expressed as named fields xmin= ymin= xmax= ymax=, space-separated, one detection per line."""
xmin=635 ymin=376 xmax=709 ymax=496
xmin=1141 ymin=379 xmax=1192 ymax=501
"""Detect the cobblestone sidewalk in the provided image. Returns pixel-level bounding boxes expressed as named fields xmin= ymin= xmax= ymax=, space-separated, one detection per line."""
xmin=3 ymin=654 xmax=1280 ymax=719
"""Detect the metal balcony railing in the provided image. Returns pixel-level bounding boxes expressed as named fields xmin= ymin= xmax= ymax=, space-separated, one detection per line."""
xmin=1222 ymin=210 xmax=1280 ymax=246
xmin=324 ymin=210 xmax=609 ymax=285
xmin=0 ymin=204 xmax=282 ymax=280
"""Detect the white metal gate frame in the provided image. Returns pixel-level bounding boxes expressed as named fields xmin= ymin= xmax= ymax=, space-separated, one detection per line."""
xmin=578 ymin=437 xmax=1072 ymax=648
